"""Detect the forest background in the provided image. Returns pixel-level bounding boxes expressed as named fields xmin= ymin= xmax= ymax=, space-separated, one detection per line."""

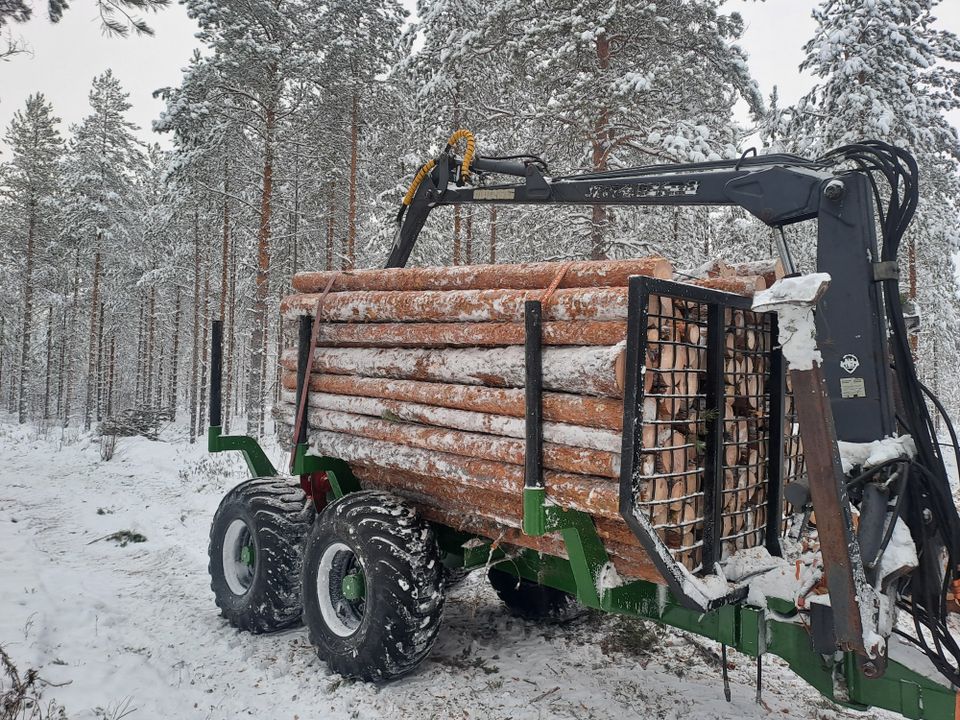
xmin=1 ymin=0 xmax=959 ymax=442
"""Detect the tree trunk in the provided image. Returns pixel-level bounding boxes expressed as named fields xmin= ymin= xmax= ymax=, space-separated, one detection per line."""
xmin=56 ymin=303 xmax=65 ymax=419
xmin=135 ymin=299 xmax=145 ymax=405
xmin=96 ymin=301 xmax=105 ymax=421
xmin=17 ymin=198 xmax=36 ymax=424
xmin=170 ymin=288 xmax=181 ymax=421
xmin=346 ymin=93 xmax=359 ymax=270
xmin=190 ymin=207 xmax=200 ymax=444
xmin=246 ymin=103 xmax=276 ymax=437
xmin=146 ymin=287 xmax=156 ymax=406
xmin=106 ymin=335 xmax=116 ymax=418
xmin=84 ymin=244 xmax=102 ymax=430
xmin=453 ymin=207 xmax=462 ymax=265
xmin=590 ymin=32 xmax=612 ymax=260
xmin=489 ymin=207 xmax=497 ymax=264
xmin=63 ymin=245 xmax=80 ymax=424
xmin=221 ymin=155 xmax=230 ymax=320
xmin=465 ymin=210 xmax=473 ymax=265
xmin=225 ymin=237 xmax=237 ymax=433
xmin=326 ymin=187 xmax=335 ymax=271
xmin=199 ymin=259 xmax=210 ymax=431
xmin=43 ymin=305 xmax=52 ymax=420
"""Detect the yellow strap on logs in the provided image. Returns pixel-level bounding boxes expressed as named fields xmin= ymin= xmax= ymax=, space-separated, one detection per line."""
xmin=401 ymin=128 xmax=476 ymax=207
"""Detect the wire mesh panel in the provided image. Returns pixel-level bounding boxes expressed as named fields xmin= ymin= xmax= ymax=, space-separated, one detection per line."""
xmin=719 ymin=307 xmax=773 ymax=557
xmin=634 ymin=294 xmax=710 ymax=572
xmin=620 ymin=277 xmax=805 ymax=588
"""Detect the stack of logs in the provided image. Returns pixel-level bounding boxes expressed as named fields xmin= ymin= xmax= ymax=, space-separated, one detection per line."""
xmin=276 ymin=256 xmax=796 ymax=583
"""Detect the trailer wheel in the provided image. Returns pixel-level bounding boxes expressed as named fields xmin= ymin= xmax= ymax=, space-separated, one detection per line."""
xmin=208 ymin=477 xmax=314 ymax=633
xmin=302 ymin=490 xmax=444 ymax=681
xmin=488 ymin=567 xmax=583 ymax=622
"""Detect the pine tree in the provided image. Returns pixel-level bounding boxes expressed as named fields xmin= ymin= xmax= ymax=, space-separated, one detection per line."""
xmin=319 ymin=0 xmax=405 ymax=269
xmin=1 ymin=93 xmax=64 ymax=424
xmin=1 ymin=0 xmax=169 ymax=37
xmin=793 ymin=0 xmax=960 ymax=416
xmin=61 ymin=70 xmax=146 ymax=429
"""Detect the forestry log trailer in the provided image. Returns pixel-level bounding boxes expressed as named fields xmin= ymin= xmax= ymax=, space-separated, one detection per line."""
xmin=205 ymin=133 xmax=960 ymax=718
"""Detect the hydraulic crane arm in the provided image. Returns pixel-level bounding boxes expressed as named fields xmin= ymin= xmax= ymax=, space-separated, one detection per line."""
xmin=386 ymin=134 xmax=960 ymax=690
xmin=388 ymin=150 xmax=829 ymax=269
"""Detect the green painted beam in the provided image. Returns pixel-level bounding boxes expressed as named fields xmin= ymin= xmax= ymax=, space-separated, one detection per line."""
xmin=207 ymin=426 xmax=276 ymax=478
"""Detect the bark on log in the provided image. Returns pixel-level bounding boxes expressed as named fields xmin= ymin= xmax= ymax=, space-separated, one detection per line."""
xmin=279 ymin=344 xmax=626 ymax=397
xmin=274 ymin=405 xmax=620 ymax=477
xmin=276 ymin=389 xmax=622 ymax=452
xmin=690 ymin=276 xmax=766 ymax=296
xmin=280 ymin=286 xmax=633 ymax=323
xmin=292 ymin=257 xmax=673 ymax=293
xmin=304 ymin=320 xmax=627 ymax=348
xmin=304 ymin=429 xmax=621 ymax=518
xmin=279 ymin=371 xmax=624 ymax=430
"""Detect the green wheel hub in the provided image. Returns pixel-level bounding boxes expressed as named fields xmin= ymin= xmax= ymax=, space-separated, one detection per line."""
xmin=240 ymin=544 xmax=255 ymax=566
xmin=341 ymin=571 xmax=365 ymax=601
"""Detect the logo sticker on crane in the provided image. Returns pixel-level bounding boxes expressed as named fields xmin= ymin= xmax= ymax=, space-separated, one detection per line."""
xmin=840 ymin=354 xmax=860 ymax=374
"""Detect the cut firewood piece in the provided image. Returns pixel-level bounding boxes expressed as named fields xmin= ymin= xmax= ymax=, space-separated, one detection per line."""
xmin=651 ymin=476 xmax=670 ymax=527
xmin=278 ymin=344 xmax=626 ymax=397
xmin=658 ymin=431 xmax=688 ymax=475
xmin=281 ymin=286 xmax=636 ymax=323
xmin=274 ymin=406 xmax=621 ymax=478
xmin=304 ymin=429 xmax=621 ymax=519
xmin=276 ymin=389 xmax=622 ymax=452
xmin=279 ymin=372 xmax=624 ymax=430
xmin=305 ymin=320 xmax=628 ymax=348
xmin=292 ymin=257 xmax=673 ymax=293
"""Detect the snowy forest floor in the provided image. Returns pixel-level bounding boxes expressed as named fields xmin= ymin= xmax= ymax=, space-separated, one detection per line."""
xmin=0 ymin=419 xmax=896 ymax=720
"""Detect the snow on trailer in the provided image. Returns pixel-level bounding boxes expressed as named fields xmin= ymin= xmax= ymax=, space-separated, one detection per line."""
xmin=202 ymin=134 xmax=960 ymax=720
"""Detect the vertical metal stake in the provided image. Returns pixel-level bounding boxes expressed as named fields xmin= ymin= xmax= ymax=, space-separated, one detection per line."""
xmin=701 ymin=304 xmax=725 ymax=570
xmin=524 ymin=300 xmax=544 ymax=490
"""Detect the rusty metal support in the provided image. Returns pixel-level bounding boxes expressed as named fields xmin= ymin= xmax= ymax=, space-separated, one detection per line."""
xmin=791 ymin=365 xmax=882 ymax=674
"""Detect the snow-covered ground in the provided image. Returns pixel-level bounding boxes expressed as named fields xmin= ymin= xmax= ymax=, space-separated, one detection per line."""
xmin=0 ymin=420 xmax=887 ymax=720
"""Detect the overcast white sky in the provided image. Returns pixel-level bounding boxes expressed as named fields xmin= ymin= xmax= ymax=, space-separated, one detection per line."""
xmin=1 ymin=0 xmax=959 ymax=155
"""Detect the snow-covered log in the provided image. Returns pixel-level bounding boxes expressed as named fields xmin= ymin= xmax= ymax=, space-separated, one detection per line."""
xmin=292 ymin=257 xmax=673 ymax=293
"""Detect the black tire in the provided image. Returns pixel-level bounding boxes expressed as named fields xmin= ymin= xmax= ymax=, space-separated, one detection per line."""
xmin=302 ymin=490 xmax=444 ymax=681
xmin=488 ymin=567 xmax=583 ymax=622
xmin=208 ymin=477 xmax=315 ymax=633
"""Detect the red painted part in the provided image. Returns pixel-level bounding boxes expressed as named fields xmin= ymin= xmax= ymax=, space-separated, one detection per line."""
xmin=301 ymin=471 xmax=331 ymax=512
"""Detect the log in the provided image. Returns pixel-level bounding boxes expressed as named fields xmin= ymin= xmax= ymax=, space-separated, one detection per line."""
xmin=303 ymin=320 xmax=627 ymax=348
xmin=304 ymin=429 xmax=622 ymax=518
xmin=725 ymin=258 xmax=784 ymax=288
xmin=291 ymin=257 xmax=673 ymax=293
xmin=274 ymin=405 xmax=621 ymax=478
xmin=277 ymin=389 xmax=622 ymax=452
xmin=690 ymin=276 xmax=766 ymax=296
xmin=280 ymin=286 xmax=633 ymax=323
xmin=278 ymin=344 xmax=626 ymax=397
xmin=279 ymin=371 xmax=624 ymax=430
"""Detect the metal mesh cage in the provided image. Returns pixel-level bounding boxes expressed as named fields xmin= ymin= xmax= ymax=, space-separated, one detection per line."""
xmin=620 ymin=277 xmax=803 ymax=578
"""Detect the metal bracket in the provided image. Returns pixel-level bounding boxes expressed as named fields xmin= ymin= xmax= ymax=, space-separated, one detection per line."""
xmin=872 ymin=261 xmax=899 ymax=282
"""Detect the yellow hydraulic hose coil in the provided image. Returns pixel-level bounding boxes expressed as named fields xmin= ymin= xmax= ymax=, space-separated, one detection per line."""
xmin=402 ymin=129 xmax=476 ymax=206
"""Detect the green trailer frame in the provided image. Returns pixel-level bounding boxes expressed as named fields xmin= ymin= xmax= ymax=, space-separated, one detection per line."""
xmin=207 ymin=426 xmax=958 ymax=720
